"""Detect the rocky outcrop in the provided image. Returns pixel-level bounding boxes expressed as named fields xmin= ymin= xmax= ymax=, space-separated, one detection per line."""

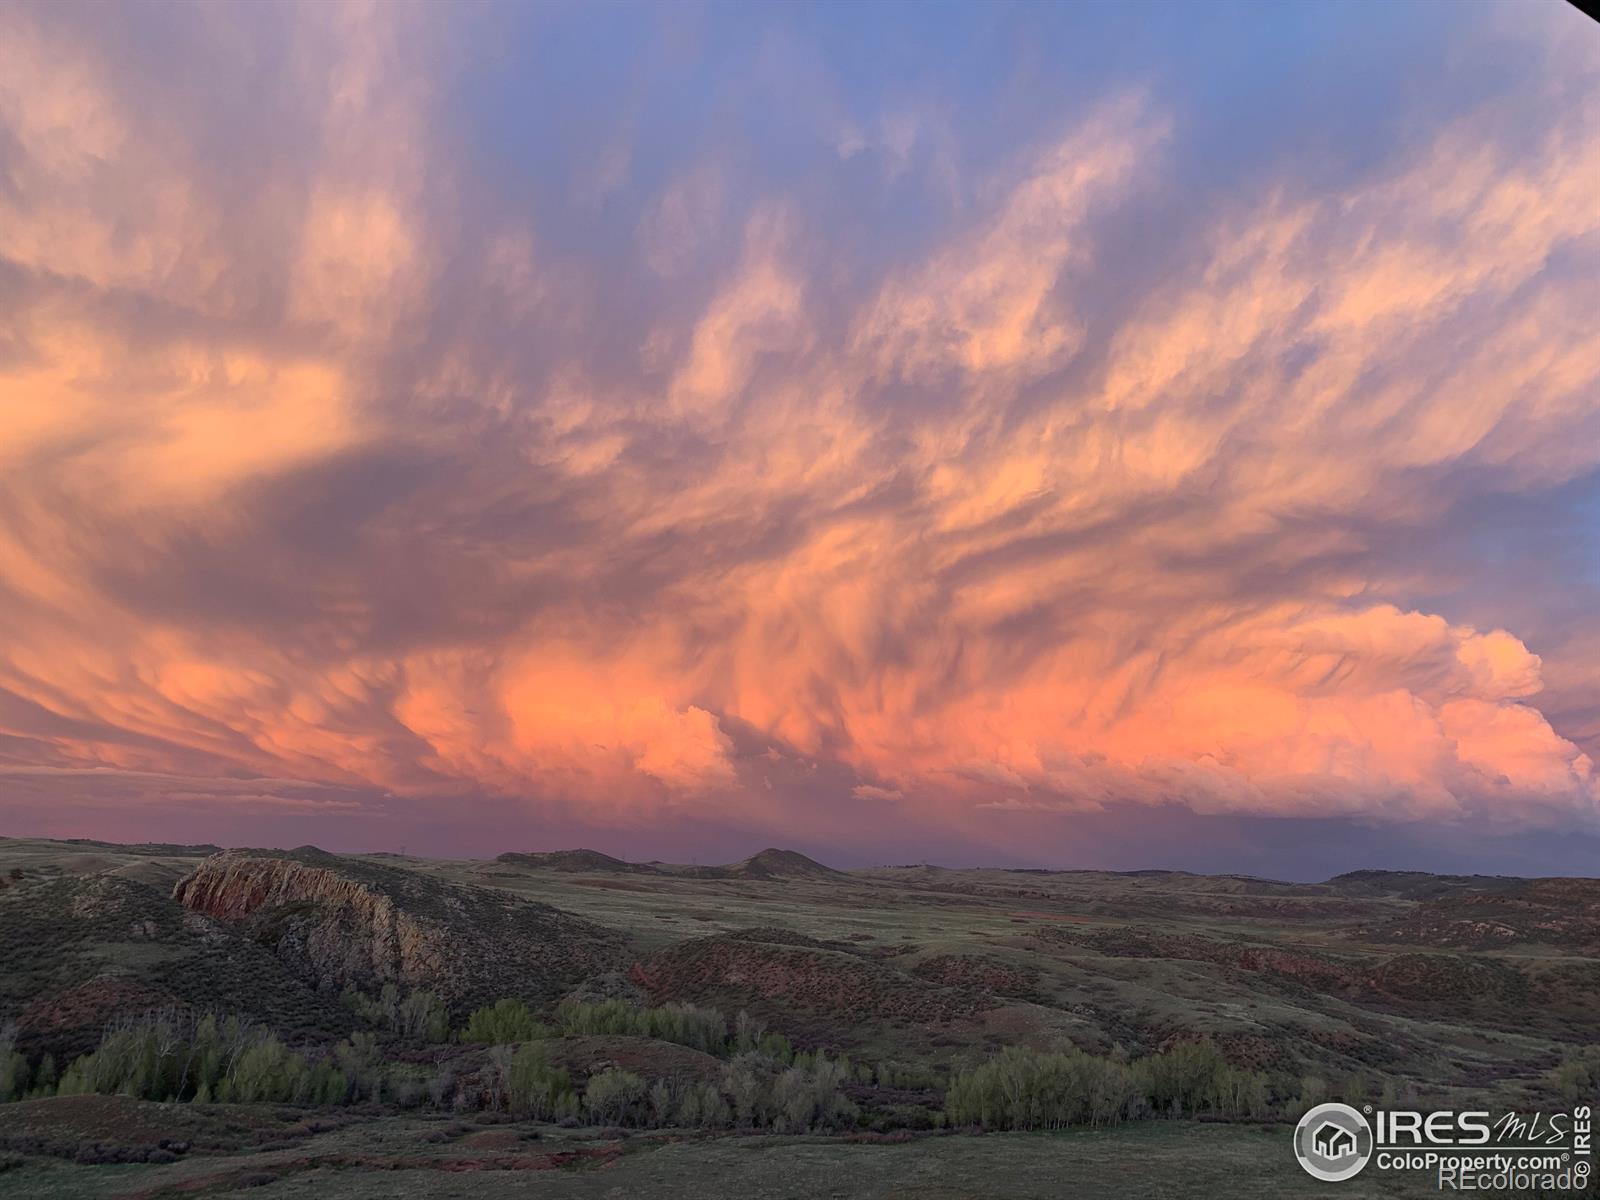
xmin=173 ymin=851 xmax=626 ymax=1012
xmin=0 ymin=873 xmax=353 ymax=1059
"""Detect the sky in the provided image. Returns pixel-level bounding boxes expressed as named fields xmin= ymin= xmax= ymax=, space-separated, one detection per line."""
xmin=1 ymin=0 xmax=1598 ymax=877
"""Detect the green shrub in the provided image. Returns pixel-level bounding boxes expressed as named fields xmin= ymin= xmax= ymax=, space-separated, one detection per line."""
xmin=1136 ymin=1040 xmax=1265 ymax=1118
xmin=730 ymin=1011 xmax=792 ymax=1062
xmin=0 ymin=1025 xmax=29 ymax=1102
xmin=1550 ymin=1046 xmax=1600 ymax=1103
xmin=947 ymin=1039 xmax=1272 ymax=1131
xmin=54 ymin=1010 xmax=347 ymax=1105
xmin=723 ymin=1050 xmax=855 ymax=1131
xmin=672 ymin=1080 xmax=732 ymax=1128
xmin=459 ymin=998 xmax=548 ymax=1044
xmin=343 ymin=984 xmax=450 ymax=1043
xmin=945 ymin=1045 xmax=1141 ymax=1130
xmin=583 ymin=1068 xmax=647 ymax=1124
xmin=773 ymin=1052 xmax=858 ymax=1132
xmin=554 ymin=999 xmax=728 ymax=1055
xmin=481 ymin=1042 xmax=573 ymax=1117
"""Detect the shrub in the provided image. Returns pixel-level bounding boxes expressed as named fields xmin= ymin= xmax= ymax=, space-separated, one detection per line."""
xmin=482 ymin=1042 xmax=573 ymax=1118
xmin=731 ymin=1011 xmax=793 ymax=1063
xmin=553 ymin=999 xmax=728 ymax=1055
xmin=1136 ymin=1040 xmax=1265 ymax=1119
xmin=946 ymin=1045 xmax=1141 ymax=1130
xmin=0 ymin=1025 xmax=30 ymax=1103
xmin=54 ymin=1010 xmax=350 ymax=1106
xmin=583 ymin=1068 xmax=647 ymax=1125
xmin=946 ymin=1039 xmax=1273 ymax=1131
xmin=342 ymin=984 xmax=448 ymax=1042
xmin=1550 ymin=1046 xmax=1600 ymax=1103
xmin=459 ymin=999 xmax=548 ymax=1044
xmin=724 ymin=1050 xmax=855 ymax=1131
xmin=872 ymin=1060 xmax=939 ymax=1089
xmin=772 ymin=1053 xmax=858 ymax=1132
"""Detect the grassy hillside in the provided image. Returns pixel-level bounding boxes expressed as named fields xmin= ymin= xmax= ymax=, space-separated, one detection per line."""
xmin=0 ymin=836 xmax=1594 ymax=1198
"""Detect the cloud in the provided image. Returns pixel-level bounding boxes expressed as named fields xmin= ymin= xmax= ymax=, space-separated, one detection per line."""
xmin=852 ymin=784 xmax=903 ymax=804
xmin=0 ymin=0 xmax=1597 ymax=857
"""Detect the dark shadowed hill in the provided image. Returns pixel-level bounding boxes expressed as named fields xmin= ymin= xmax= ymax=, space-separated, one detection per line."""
xmin=675 ymin=848 xmax=845 ymax=881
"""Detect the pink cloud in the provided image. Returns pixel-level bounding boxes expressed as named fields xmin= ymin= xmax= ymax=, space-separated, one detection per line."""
xmin=0 ymin=0 xmax=1597 ymax=859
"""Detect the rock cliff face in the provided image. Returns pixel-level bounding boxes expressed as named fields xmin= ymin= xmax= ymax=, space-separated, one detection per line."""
xmin=0 ymin=872 xmax=355 ymax=1059
xmin=173 ymin=850 xmax=625 ymax=1012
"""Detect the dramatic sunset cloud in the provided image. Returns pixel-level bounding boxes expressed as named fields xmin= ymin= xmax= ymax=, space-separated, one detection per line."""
xmin=1 ymin=0 xmax=1597 ymax=871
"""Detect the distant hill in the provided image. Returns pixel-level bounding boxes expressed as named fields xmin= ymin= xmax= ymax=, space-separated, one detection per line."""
xmin=682 ymin=848 xmax=845 ymax=881
xmin=57 ymin=838 xmax=221 ymax=856
xmin=492 ymin=848 xmax=659 ymax=875
xmin=1323 ymin=869 xmax=1521 ymax=900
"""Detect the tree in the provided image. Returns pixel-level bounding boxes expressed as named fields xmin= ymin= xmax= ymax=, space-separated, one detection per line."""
xmin=0 ymin=1024 xmax=29 ymax=1102
xmin=460 ymin=998 xmax=546 ymax=1044
xmin=507 ymin=1043 xmax=572 ymax=1118
xmin=583 ymin=1068 xmax=647 ymax=1124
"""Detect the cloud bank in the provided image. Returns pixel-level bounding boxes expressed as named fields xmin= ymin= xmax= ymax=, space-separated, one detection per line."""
xmin=1 ymin=0 xmax=1598 ymax=862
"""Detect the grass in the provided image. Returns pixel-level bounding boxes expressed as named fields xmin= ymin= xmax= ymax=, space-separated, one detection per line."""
xmin=0 ymin=1109 xmax=1446 ymax=1199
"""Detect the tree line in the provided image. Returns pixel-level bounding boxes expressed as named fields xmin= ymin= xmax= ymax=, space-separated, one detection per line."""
xmin=1 ymin=995 xmax=1463 ymax=1137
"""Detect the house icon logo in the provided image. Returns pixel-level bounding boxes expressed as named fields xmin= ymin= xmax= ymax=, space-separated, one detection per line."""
xmin=1294 ymin=1102 xmax=1373 ymax=1181
xmin=1314 ymin=1121 xmax=1356 ymax=1159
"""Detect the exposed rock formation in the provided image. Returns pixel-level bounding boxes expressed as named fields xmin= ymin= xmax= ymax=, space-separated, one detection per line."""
xmin=173 ymin=850 xmax=625 ymax=1012
xmin=0 ymin=873 xmax=352 ymax=1059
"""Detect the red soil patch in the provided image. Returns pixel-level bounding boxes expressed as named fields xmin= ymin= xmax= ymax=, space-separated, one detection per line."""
xmin=19 ymin=976 xmax=177 ymax=1034
xmin=630 ymin=934 xmax=990 ymax=1024
xmin=911 ymin=955 xmax=1039 ymax=999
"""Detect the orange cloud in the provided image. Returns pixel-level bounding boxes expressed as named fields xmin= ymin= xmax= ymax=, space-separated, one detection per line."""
xmin=0 ymin=0 xmax=1597 ymax=855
